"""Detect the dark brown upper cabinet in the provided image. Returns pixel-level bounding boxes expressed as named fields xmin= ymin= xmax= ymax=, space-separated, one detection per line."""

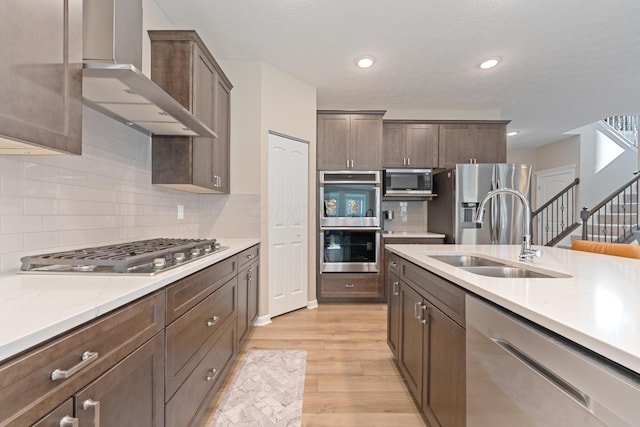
xmin=317 ymin=111 xmax=385 ymax=170
xmin=383 ymin=122 xmax=439 ymax=168
xmin=149 ymin=30 xmax=232 ymax=193
xmin=0 ymin=0 xmax=82 ymax=155
xmin=438 ymin=121 xmax=508 ymax=169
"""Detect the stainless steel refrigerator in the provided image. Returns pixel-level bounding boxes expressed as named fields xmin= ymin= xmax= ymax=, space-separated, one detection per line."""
xmin=428 ymin=164 xmax=532 ymax=244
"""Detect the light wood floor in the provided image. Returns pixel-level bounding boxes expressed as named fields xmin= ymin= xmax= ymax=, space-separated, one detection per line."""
xmin=201 ymin=303 xmax=428 ymax=427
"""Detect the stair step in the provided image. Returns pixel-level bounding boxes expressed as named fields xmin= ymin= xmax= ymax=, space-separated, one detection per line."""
xmin=597 ymin=213 xmax=639 ymax=223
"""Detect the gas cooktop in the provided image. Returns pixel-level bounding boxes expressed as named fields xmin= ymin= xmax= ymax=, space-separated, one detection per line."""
xmin=20 ymin=238 xmax=229 ymax=275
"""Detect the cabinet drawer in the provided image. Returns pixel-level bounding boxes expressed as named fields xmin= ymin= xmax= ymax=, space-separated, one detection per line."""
xmin=166 ymin=255 xmax=237 ymax=323
xmin=401 ymin=260 xmax=465 ymax=327
xmin=0 ymin=291 xmax=165 ymax=426
xmin=237 ymin=244 xmax=259 ymax=269
xmin=166 ymin=322 xmax=235 ymax=427
xmin=166 ymin=277 xmax=237 ymax=399
xmin=320 ymin=274 xmax=383 ymax=299
xmin=387 ymin=251 xmax=401 ymax=275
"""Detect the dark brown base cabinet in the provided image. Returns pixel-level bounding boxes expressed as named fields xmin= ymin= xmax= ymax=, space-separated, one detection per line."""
xmin=237 ymin=245 xmax=260 ymax=345
xmin=318 ymin=272 xmax=385 ymax=302
xmin=388 ymin=253 xmax=466 ymax=427
xmin=0 ymin=244 xmax=260 ymax=427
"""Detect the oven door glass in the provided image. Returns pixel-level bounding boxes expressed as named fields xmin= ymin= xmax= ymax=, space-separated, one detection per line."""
xmin=321 ymin=229 xmax=380 ymax=273
xmin=321 ymin=183 xmax=380 ymax=227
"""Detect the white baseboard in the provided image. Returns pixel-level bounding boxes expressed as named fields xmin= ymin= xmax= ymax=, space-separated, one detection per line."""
xmin=307 ymin=299 xmax=318 ymax=309
xmin=254 ymin=315 xmax=272 ymax=327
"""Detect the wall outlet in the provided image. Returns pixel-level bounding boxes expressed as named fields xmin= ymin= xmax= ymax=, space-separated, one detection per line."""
xmin=177 ymin=204 xmax=184 ymax=220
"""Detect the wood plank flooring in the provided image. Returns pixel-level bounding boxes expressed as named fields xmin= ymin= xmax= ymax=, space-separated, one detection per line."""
xmin=201 ymin=303 xmax=428 ymax=427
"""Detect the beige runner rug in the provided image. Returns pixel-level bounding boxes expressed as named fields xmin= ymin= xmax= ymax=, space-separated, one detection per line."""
xmin=209 ymin=350 xmax=307 ymax=427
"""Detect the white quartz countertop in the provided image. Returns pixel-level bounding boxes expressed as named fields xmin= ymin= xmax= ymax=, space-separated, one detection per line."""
xmin=0 ymin=238 xmax=260 ymax=363
xmin=385 ymin=244 xmax=640 ymax=374
xmin=382 ymin=231 xmax=446 ymax=239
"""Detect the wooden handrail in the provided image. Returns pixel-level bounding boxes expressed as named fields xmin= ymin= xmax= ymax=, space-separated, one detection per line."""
xmin=532 ymin=178 xmax=580 ymax=217
xmin=581 ymin=174 xmax=640 ymax=217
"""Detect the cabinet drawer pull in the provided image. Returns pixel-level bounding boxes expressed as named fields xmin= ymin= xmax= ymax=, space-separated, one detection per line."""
xmin=345 ymin=283 xmax=355 ymax=288
xmin=390 ymin=261 xmax=397 ymax=268
xmin=246 ymin=254 xmax=255 ymax=259
xmin=206 ymin=368 xmax=219 ymax=382
xmin=207 ymin=316 xmax=220 ymax=327
xmin=59 ymin=416 xmax=79 ymax=427
xmin=82 ymin=399 xmax=100 ymax=427
xmin=51 ymin=351 xmax=99 ymax=381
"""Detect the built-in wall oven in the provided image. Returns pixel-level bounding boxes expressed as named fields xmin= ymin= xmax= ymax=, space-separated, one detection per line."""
xmin=319 ymin=171 xmax=381 ymax=273
xmin=320 ymin=228 xmax=380 ymax=272
xmin=319 ymin=171 xmax=381 ymax=227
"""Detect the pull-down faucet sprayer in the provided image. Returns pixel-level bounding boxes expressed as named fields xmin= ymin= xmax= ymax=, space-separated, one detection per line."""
xmin=474 ymin=187 xmax=541 ymax=263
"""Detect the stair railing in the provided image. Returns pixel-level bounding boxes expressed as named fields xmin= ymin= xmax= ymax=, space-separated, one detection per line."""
xmin=531 ymin=178 xmax=581 ymax=246
xmin=580 ymin=172 xmax=640 ymax=243
xmin=603 ymin=116 xmax=638 ymax=148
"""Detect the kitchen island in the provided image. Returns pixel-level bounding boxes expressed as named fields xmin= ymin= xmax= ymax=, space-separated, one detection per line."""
xmin=386 ymin=243 xmax=640 ymax=374
xmin=386 ymin=243 xmax=640 ymax=426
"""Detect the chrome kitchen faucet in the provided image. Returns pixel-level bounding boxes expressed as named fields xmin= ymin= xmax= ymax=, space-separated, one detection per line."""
xmin=474 ymin=187 xmax=541 ymax=263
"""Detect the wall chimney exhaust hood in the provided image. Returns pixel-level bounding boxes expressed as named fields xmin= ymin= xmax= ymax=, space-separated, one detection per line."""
xmin=82 ymin=0 xmax=215 ymax=138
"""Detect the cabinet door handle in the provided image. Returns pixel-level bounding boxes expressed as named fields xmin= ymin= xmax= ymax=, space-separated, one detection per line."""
xmin=206 ymin=368 xmax=219 ymax=382
xmin=421 ymin=304 xmax=429 ymax=324
xmin=59 ymin=416 xmax=79 ymax=427
xmin=346 ymin=159 xmax=350 ymax=168
xmin=414 ymin=301 xmax=422 ymax=319
xmin=82 ymin=399 xmax=100 ymax=427
xmin=345 ymin=283 xmax=355 ymax=288
xmin=392 ymin=281 xmax=399 ymax=296
xmin=207 ymin=316 xmax=220 ymax=327
xmin=51 ymin=351 xmax=99 ymax=381
xmin=350 ymin=159 xmax=354 ymax=168
xmin=407 ymin=157 xmax=411 ymax=166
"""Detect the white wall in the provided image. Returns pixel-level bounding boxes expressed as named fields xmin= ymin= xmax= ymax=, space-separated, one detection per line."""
xmin=506 ymin=147 xmax=537 ymax=170
xmin=570 ymin=123 xmax=637 ymax=207
xmin=201 ymin=60 xmax=317 ymax=317
xmin=260 ymin=61 xmax=317 ymax=308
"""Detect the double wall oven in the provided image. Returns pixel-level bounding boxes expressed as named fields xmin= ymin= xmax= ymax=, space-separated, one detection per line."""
xmin=319 ymin=171 xmax=381 ymax=273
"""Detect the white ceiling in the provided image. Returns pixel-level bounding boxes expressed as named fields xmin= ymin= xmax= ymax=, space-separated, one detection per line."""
xmin=154 ymin=0 xmax=640 ymax=148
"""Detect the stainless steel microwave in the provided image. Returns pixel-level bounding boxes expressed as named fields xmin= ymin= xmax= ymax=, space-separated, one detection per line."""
xmin=383 ymin=169 xmax=433 ymax=196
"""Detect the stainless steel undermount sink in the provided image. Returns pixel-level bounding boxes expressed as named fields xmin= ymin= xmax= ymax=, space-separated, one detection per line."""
xmin=429 ymin=254 xmax=570 ymax=279
xmin=460 ymin=266 xmax=557 ymax=279
xmin=429 ymin=255 xmax=505 ymax=268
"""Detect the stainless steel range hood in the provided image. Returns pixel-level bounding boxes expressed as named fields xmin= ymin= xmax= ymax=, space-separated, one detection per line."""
xmin=82 ymin=0 xmax=215 ymax=138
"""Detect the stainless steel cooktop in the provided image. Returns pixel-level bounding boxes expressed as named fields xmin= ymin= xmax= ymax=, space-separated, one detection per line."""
xmin=20 ymin=238 xmax=228 ymax=275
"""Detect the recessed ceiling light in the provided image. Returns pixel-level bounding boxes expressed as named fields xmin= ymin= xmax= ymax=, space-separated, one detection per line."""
xmin=480 ymin=57 xmax=500 ymax=70
xmin=356 ymin=56 xmax=375 ymax=69
xmin=507 ymin=131 xmax=519 ymax=136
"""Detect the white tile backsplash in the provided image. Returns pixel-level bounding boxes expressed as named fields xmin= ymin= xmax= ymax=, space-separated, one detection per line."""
xmin=0 ymin=107 xmax=259 ymax=273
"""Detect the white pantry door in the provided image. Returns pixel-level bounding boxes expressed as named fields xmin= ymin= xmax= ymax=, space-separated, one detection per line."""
xmin=268 ymin=132 xmax=309 ymax=317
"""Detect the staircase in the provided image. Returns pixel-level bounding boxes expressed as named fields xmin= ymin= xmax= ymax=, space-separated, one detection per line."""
xmin=579 ymin=174 xmax=639 ymax=243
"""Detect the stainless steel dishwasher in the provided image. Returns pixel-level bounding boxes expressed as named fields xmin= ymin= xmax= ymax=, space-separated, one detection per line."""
xmin=466 ymin=295 xmax=640 ymax=427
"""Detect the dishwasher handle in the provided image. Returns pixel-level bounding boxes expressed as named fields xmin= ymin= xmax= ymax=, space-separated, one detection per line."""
xmin=491 ymin=337 xmax=591 ymax=410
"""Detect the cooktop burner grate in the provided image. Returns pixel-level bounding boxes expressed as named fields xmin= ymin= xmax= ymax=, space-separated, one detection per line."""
xmin=20 ymin=238 xmax=226 ymax=275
